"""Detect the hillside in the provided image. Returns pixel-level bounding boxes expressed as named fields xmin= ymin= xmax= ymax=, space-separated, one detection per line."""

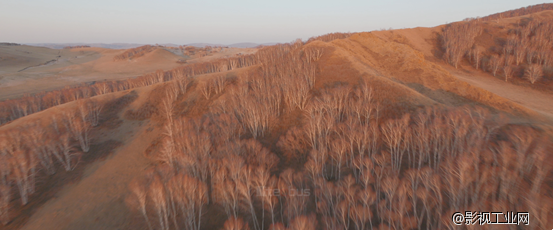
xmin=0 ymin=44 xmax=254 ymax=100
xmin=1 ymin=4 xmax=553 ymax=230
xmin=371 ymin=10 xmax=553 ymax=122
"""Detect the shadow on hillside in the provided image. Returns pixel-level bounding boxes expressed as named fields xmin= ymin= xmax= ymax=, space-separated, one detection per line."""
xmin=99 ymin=90 xmax=139 ymax=129
xmin=406 ymin=82 xmax=487 ymax=107
xmin=1 ymin=140 xmax=122 ymax=230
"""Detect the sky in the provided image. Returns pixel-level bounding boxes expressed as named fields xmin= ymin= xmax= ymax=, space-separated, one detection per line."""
xmin=0 ymin=0 xmax=548 ymax=45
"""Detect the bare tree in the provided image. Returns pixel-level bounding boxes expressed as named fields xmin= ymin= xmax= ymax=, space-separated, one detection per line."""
xmin=514 ymin=45 xmax=526 ymax=65
xmin=166 ymin=82 xmax=180 ymax=102
xmin=11 ymin=149 xmax=36 ymax=205
xmin=354 ymin=187 xmax=375 ymax=230
xmin=304 ymin=46 xmax=324 ymax=64
xmin=129 ymin=179 xmax=154 ymax=230
xmin=442 ymin=21 xmax=481 ymax=68
xmin=504 ymin=54 xmax=514 ymax=66
xmin=526 ymin=48 xmax=536 ymax=64
xmin=214 ymin=75 xmax=226 ymax=94
xmin=277 ymin=127 xmax=308 ymax=164
xmin=2 ymin=131 xmax=36 ymax=206
xmin=381 ymin=114 xmax=409 ymax=174
xmin=175 ymin=75 xmax=190 ymax=95
xmin=223 ymin=217 xmax=250 ymax=230
xmin=280 ymin=170 xmax=309 ymax=226
xmin=382 ymin=176 xmax=399 ymax=229
xmin=198 ymin=80 xmax=213 ymax=100
xmin=89 ymin=100 xmax=103 ymax=127
xmin=64 ymin=111 xmax=91 ymax=153
xmin=169 ymin=173 xmax=208 ymax=230
xmin=95 ymin=82 xmax=111 ymax=95
xmin=470 ymin=46 xmax=483 ymax=70
xmin=524 ymin=64 xmax=543 ymax=84
xmin=155 ymin=69 xmax=166 ymax=83
xmin=503 ymin=65 xmax=513 ymax=82
xmin=214 ymin=155 xmax=244 ymax=220
xmin=28 ymin=122 xmax=55 ymax=175
xmin=48 ymin=134 xmax=80 ymax=171
xmin=0 ymin=136 xmax=12 ymax=225
xmin=162 ymin=96 xmax=175 ymax=124
xmin=0 ymin=182 xmax=9 ymax=226
xmin=488 ymin=55 xmax=503 ymax=77
xmin=405 ymin=169 xmax=424 ymax=229
xmin=149 ymin=175 xmax=169 ymax=230
xmin=337 ymin=175 xmax=357 ymax=230
xmin=288 ymin=215 xmax=317 ymax=230
xmin=237 ymin=166 xmax=260 ymax=230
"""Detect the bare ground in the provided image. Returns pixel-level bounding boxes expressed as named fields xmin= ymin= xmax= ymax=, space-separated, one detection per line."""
xmin=0 ymin=45 xmax=256 ymax=100
xmin=6 ymin=16 xmax=553 ymax=230
xmin=450 ymin=68 xmax=553 ymax=123
xmin=18 ymin=118 xmax=157 ymax=230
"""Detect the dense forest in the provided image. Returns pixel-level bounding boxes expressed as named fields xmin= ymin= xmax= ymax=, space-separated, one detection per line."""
xmin=122 ymin=39 xmax=552 ymax=230
xmin=442 ymin=8 xmax=553 ymax=86
xmin=1 ymin=4 xmax=553 ymax=230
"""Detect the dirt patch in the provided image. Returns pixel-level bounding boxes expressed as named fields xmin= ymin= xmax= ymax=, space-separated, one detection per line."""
xmin=1 ymin=140 xmax=122 ymax=230
xmin=451 ymin=69 xmax=553 ymax=124
xmin=98 ymin=90 xmax=138 ymax=129
xmin=19 ymin=118 xmax=154 ymax=230
xmin=405 ymin=82 xmax=476 ymax=106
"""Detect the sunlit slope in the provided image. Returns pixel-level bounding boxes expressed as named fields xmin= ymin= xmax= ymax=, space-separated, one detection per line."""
xmin=316 ymin=32 xmax=536 ymax=118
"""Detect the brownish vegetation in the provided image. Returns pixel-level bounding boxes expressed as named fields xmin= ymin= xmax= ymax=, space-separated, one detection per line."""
xmin=441 ymin=10 xmax=553 ymax=87
xmin=2 ymin=5 xmax=553 ymax=230
xmin=63 ymin=45 xmax=91 ymax=49
xmin=0 ymin=90 xmax=141 ymax=227
xmin=442 ymin=21 xmax=482 ymax=68
xmin=479 ymin=3 xmax=553 ymax=21
xmin=125 ymin=36 xmax=553 ymax=230
xmin=0 ymin=102 xmax=101 ymax=224
xmin=180 ymin=45 xmax=224 ymax=57
xmin=306 ymin=33 xmax=353 ymax=44
xmin=0 ymin=50 xmax=259 ymax=127
xmin=113 ymin=45 xmax=156 ymax=61
xmin=525 ymin=64 xmax=543 ymax=84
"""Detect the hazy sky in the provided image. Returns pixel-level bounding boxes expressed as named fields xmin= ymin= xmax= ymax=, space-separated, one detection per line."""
xmin=0 ymin=0 xmax=547 ymax=44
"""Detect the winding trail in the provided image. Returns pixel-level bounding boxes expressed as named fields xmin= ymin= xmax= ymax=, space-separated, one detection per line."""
xmin=452 ymin=71 xmax=553 ymax=122
xmin=20 ymin=119 xmax=156 ymax=230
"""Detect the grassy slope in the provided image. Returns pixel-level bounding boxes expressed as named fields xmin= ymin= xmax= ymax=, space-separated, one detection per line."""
xmin=0 ymin=45 xmax=254 ymax=100
xmin=5 ymin=10 xmax=553 ymax=230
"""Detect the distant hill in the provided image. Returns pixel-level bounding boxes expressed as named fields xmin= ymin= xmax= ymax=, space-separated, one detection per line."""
xmin=184 ymin=43 xmax=226 ymax=47
xmin=229 ymin=42 xmax=279 ymax=48
xmin=26 ymin=42 xmax=279 ymax=49
xmin=0 ymin=42 xmax=21 ymax=46
xmin=187 ymin=42 xmax=278 ymax=48
xmin=3 ymin=4 xmax=553 ymax=230
xmin=25 ymin=43 xmax=146 ymax=49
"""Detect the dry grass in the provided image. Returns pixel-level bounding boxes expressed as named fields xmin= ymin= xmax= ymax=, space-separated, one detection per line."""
xmin=4 ymin=6 xmax=553 ymax=230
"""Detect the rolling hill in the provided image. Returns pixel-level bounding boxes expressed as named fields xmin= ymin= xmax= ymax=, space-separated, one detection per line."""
xmin=0 ymin=44 xmax=255 ymax=101
xmin=1 ymin=4 xmax=552 ymax=230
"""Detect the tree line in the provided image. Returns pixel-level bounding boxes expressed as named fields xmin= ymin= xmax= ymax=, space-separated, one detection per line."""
xmin=0 ymin=51 xmax=260 ymax=127
xmin=0 ymin=33 xmax=347 ymax=226
xmin=0 ymin=98 xmax=102 ymax=225
xmin=0 ymin=33 xmax=351 ymax=127
xmin=478 ymin=3 xmax=553 ymax=22
xmin=113 ymin=45 xmax=157 ymax=61
xmin=128 ymin=37 xmax=552 ymax=230
xmin=442 ymin=16 xmax=553 ymax=84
